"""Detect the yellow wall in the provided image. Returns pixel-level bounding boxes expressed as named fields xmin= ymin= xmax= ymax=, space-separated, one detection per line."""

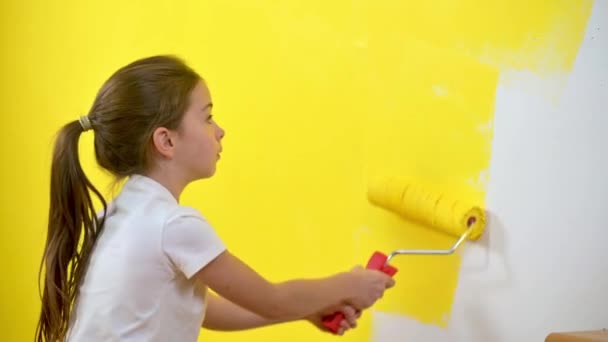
xmin=0 ymin=1 xmax=591 ymax=341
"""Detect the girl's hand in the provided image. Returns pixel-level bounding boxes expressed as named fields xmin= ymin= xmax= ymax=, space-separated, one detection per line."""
xmin=307 ymin=305 xmax=361 ymax=335
xmin=346 ymin=266 xmax=395 ymax=311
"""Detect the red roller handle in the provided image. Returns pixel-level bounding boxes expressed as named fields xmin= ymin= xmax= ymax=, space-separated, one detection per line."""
xmin=321 ymin=251 xmax=398 ymax=334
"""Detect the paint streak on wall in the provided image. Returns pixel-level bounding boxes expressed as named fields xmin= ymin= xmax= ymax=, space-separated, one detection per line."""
xmin=363 ymin=1 xmax=593 ymax=73
xmin=356 ymin=0 xmax=593 ymax=330
xmin=0 ymin=1 xmax=592 ymax=342
xmin=360 ymin=38 xmax=498 ymax=327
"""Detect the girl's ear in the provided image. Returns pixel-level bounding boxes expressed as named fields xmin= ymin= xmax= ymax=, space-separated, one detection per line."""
xmin=151 ymin=127 xmax=176 ymax=158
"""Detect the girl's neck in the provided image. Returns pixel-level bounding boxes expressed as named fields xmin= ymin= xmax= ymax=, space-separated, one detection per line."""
xmin=142 ymin=167 xmax=189 ymax=202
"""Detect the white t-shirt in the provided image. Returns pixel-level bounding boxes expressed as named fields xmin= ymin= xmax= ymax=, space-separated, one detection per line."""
xmin=66 ymin=174 xmax=226 ymax=342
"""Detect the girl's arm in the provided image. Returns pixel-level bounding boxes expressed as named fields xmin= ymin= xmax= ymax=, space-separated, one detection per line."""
xmin=195 ymin=250 xmax=393 ymax=322
xmin=202 ymin=293 xmax=359 ymax=335
xmin=202 ymin=293 xmax=286 ymax=331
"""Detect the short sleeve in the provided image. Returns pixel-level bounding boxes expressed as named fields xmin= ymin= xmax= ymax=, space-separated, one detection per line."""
xmin=162 ymin=208 xmax=226 ymax=279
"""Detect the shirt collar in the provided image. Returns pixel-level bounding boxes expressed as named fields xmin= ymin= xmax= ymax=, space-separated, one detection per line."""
xmin=124 ymin=174 xmax=178 ymax=204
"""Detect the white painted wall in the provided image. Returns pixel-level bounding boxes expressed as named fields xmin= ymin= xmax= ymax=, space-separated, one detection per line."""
xmin=372 ymin=2 xmax=608 ymax=341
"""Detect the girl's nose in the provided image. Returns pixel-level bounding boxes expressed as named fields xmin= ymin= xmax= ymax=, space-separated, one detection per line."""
xmin=217 ymin=125 xmax=225 ymax=140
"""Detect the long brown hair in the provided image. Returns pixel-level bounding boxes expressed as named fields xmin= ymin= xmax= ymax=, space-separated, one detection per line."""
xmin=36 ymin=55 xmax=201 ymax=342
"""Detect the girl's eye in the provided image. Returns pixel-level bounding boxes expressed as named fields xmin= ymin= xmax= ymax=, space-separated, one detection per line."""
xmin=207 ymin=115 xmax=214 ymax=123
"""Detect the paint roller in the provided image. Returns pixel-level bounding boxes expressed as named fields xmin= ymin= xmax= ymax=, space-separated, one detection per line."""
xmin=321 ymin=176 xmax=486 ymax=333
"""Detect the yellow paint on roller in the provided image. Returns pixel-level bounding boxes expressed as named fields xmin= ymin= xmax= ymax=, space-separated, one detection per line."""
xmin=0 ymin=0 xmax=593 ymax=341
xmin=367 ymin=176 xmax=486 ymax=240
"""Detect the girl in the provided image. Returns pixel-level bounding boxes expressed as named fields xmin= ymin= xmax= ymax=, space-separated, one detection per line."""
xmin=36 ymin=55 xmax=395 ymax=342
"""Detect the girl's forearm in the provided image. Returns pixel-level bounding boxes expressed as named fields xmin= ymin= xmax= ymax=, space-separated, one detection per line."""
xmin=202 ymin=294 xmax=295 ymax=331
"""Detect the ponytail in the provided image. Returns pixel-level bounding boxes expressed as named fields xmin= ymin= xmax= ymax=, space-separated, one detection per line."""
xmin=36 ymin=120 xmax=107 ymax=342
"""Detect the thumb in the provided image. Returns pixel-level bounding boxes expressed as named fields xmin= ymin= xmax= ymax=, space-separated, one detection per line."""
xmin=384 ymin=275 xmax=395 ymax=288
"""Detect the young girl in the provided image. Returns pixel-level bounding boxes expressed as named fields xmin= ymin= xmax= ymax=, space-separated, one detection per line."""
xmin=36 ymin=55 xmax=395 ymax=342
